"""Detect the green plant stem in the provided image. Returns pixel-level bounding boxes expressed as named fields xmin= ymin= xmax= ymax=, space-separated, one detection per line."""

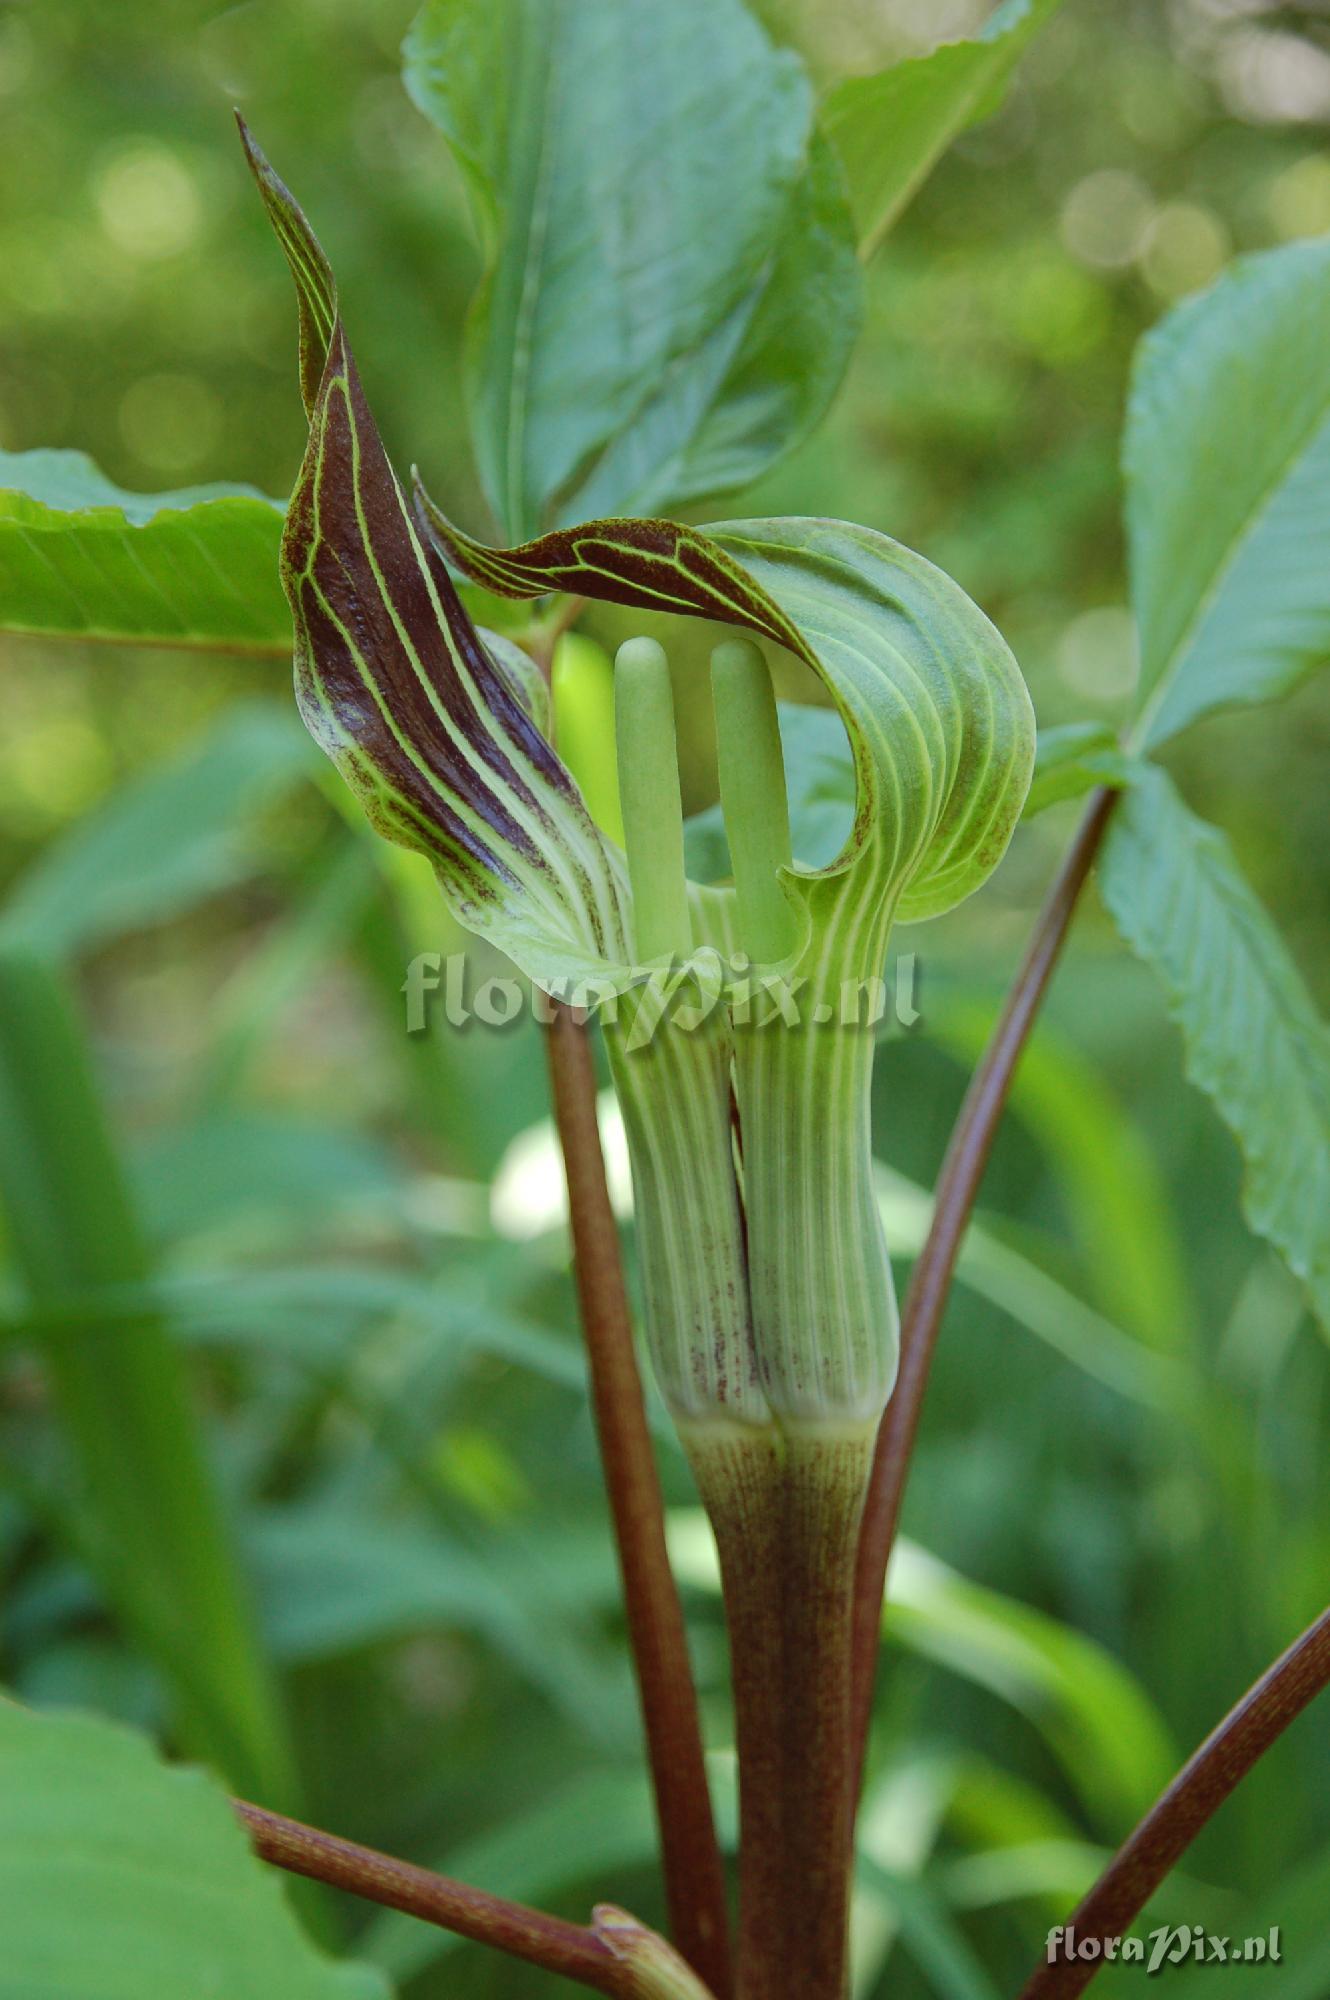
xmin=850 ymin=789 xmax=1118 ymax=1788
xmin=238 ymin=1802 xmax=716 ymax=1998
xmin=545 ymin=1002 xmax=733 ymax=1999
xmin=1016 ymin=1599 xmax=1330 ymax=1998
xmin=525 ymin=591 xmax=589 ymax=681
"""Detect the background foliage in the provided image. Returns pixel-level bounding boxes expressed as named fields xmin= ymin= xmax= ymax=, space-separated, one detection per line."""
xmin=2 ymin=1 xmax=1329 ymax=1994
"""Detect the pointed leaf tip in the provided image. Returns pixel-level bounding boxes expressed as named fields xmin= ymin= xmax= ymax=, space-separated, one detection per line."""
xmin=253 ymin=146 xmax=631 ymax=992
xmin=238 ymin=119 xmax=337 ymax=417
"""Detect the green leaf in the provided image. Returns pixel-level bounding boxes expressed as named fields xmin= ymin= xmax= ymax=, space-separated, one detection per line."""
xmin=246 ymin=1503 xmax=634 ymax=1740
xmin=920 ymin=997 xmax=1194 ymax=1353
xmin=822 ymin=0 xmax=1063 ymax=259
xmin=1022 ymin=721 xmax=1135 ymax=818
xmin=942 ymin=1836 xmax=1106 ymax=1914
xmin=854 ymin=1860 xmax=1003 ymax=2000
xmin=876 ymin=1165 xmax=1180 ymax=1409
xmin=1119 ymin=1837 xmax=1330 ymax=2000
xmin=1 ymin=704 xmax=316 ymax=959
xmin=186 ymin=1268 xmax=586 ymax=1388
xmin=0 ymin=448 xmax=289 ymax=653
xmin=1098 ymin=766 xmax=1330 ymax=1333
xmin=947 ymin=1838 xmax=1224 ymax=1930
xmin=0 ymin=1703 xmax=388 ymax=2000
xmin=132 ymin=1114 xmax=408 ymax=1249
xmin=887 ymin=1540 xmax=1178 ymax=1827
xmin=852 ymin=1753 xmax=959 ymax=1998
xmin=1126 ymin=236 xmax=1330 ymax=747
xmin=1 ymin=1265 xmax=587 ymax=1399
xmin=403 ymin=0 xmax=860 ymax=536
xmin=194 ymin=835 xmax=382 ymax=1108
xmin=0 ymin=948 xmax=300 ymax=1808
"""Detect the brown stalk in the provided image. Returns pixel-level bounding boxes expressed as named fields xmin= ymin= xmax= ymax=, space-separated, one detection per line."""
xmin=544 ymin=1002 xmax=734 ymax=1998
xmin=692 ymin=1430 xmax=871 ymax=2000
xmin=1016 ymin=1600 xmax=1330 ymax=1999
xmin=775 ymin=1433 xmax=875 ymax=2000
xmin=523 ymin=591 xmax=589 ymax=680
xmin=237 ymin=1800 xmax=622 ymax=1991
xmin=851 ymin=788 xmax=1119 ymax=1782
xmin=688 ymin=1432 xmax=787 ymax=2000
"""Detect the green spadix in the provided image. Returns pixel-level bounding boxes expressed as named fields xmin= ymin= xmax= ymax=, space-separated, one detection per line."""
xmin=710 ymin=637 xmax=796 ymax=966
xmin=614 ymin=637 xmax=692 ymax=965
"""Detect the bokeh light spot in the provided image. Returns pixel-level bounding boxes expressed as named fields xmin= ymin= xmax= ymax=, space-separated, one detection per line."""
xmin=7 ymin=716 xmax=114 ymax=821
xmin=95 ymin=142 xmax=202 ymax=261
xmin=1056 ymin=606 xmax=1139 ymax=705
xmin=1267 ymin=153 xmax=1330 ymax=240
xmin=1060 ymin=169 xmax=1155 ymax=270
xmin=1000 ymin=255 xmax=1110 ymax=365
xmin=1139 ymin=201 xmax=1230 ymax=301
xmin=1218 ymin=29 xmax=1330 ymax=126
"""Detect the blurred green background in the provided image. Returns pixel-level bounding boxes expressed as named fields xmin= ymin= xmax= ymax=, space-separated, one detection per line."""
xmin=2 ymin=0 xmax=1329 ymax=1994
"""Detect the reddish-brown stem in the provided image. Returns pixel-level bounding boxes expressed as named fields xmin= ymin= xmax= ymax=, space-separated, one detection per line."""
xmin=688 ymin=1431 xmax=787 ymax=2000
xmin=777 ymin=1432 xmax=874 ymax=2000
xmin=236 ymin=1800 xmax=621 ymax=1992
xmin=1017 ymin=1600 xmax=1330 ymax=1998
xmin=524 ymin=592 xmax=589 ymax=680
xmin=690 ymin=1429 xmax=870 ymax=2000
xmin=545 ymin=1004 xmax=733 ymax=1998
xmin=851 ymin=789 xmax=1119 ymax=1783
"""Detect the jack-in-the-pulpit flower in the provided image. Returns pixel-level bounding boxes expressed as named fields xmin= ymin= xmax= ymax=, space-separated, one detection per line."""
xmin=245 ymin=121 xmax=1035 ymax=2000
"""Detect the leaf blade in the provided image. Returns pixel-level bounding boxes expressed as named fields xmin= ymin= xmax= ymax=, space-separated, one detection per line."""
xmin=0 ymin=948 xmax=301 ymax=1809
xmin=2 ymin=703 xmax=316 ymax=959
xmin=404 ymin=0 xmax=860 ymax=535
xmin=1022 ymin=722 xmax=1135 ymax=818
xmin=0 ymin=1704 xmax=387 ymax=2000
xmin=1098 ymin=766 xmax=1330 ymax=1332
xmin=0 ymin=448 xmax=289 ymax=653
xmin=887 ymin=1540 xmax=1178 ymax=1827
xmin=1125 ymin=236 xmax=1330 ymax=747
xmin=822 ymin=0 xmax=1063 ymax=258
